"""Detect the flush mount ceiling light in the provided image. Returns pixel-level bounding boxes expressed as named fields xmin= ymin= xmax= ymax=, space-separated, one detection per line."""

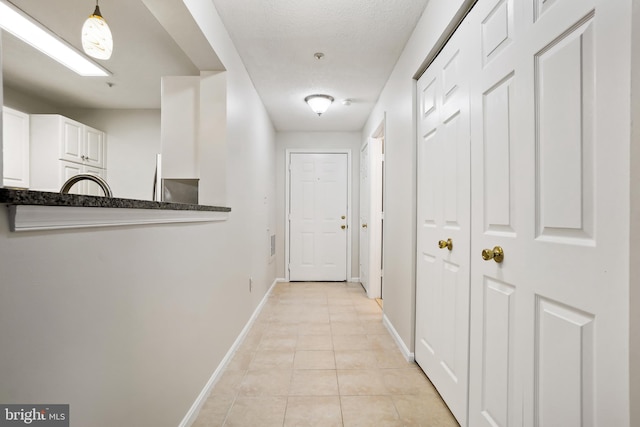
xmin=305 ymin=94 xmax=334 ymax=116
xmin=0 ymin=0 xmax=109 ymax=76
xmin=82 ymin=0 xmax=113 ymax=60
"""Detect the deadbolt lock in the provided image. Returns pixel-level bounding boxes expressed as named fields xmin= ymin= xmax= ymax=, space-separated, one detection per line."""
xmin=341 ymin=216 xmax=346 ymax=219
xmin=438 ymin=238 xmax=453 ymax=251
xmin=482 ymin=246 xmax=504 ymax=263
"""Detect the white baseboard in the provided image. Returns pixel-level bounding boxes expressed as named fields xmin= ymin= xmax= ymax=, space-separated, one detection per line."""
xmin=383 ymin=314 xmax=415 ymax=362
xmin=349 ymin=277 xmax=361 ymax=283
xmin=179 ymin=278 xmax=281 ymax=427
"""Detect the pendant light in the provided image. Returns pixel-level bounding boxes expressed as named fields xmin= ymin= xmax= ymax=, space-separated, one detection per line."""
xmin=304 ymin=94 xmax=334 ymax=116
xmin=82 ymin=0 xmax=113 ymax=60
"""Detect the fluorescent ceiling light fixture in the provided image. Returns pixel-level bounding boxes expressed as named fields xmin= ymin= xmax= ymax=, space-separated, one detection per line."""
xmin=82 ymin=1 xmax=113 ymax=60
xmin=305 ymin=94 xmax=334 ymax=116
xmin=0 ymin=0 xmax=110 ymax=76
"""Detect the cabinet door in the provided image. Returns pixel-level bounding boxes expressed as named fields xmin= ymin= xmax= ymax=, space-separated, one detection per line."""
xmin=59 ymin=117 xmax=83 ymax=163
xmin=84 ymin=126 xmax=105 ymax=168
xmin=83 ymin=165 xmax=108 ymax=196
xmin=2 ymin=107 xmax=30 ymax=188
xmin=59 ymin=161 xmax=83 ymax=194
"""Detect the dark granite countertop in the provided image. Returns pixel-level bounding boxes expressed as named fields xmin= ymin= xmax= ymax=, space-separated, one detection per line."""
xmin=0 ymin=188 xmax=231 ymax=212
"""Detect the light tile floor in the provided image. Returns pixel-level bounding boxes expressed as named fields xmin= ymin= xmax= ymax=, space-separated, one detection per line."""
xmin=193 ymin=281 xmax=459 ymax=427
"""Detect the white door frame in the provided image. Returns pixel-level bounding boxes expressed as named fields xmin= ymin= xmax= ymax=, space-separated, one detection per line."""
xmin=360 ymin=117 xmax=385 ymax=299
xmin=285 ymin=148 xmax=352 ymax=282
xmin=371 ymin=118 xmax=385 ymax=299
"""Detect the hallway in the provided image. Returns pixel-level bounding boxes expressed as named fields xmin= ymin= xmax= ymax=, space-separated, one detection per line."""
xmin=193 ymin=282 xmax=459 ymax=426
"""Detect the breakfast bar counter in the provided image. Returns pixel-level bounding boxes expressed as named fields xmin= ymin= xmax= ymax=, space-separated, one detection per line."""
xmin=0 ymin=188 xmax=231 ymax=231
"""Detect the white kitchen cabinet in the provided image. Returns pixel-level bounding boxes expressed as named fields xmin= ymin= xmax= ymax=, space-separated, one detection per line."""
xmin=30 ymin=114 xmax=107 ymax=193
xmin=84 ymin=126 xmax=106 ymax=168
xmin=57 ymin=117 xmax=83 ymax=165
xmin=31 ymin=115 xmax=105 ymax=168
xmin=2 ymin=106 xmax=30 ymax=189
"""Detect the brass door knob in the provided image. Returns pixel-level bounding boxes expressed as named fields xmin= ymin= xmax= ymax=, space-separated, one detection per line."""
xmin=341 ymin=225 xmax=346 ymax=229
xmin=362 ymin=223 xmax=368 ymax=228
xmin=481 ymin=246 xmax=504 ymax=263
xmin=438 ymin=238 xmax=453 ymax=251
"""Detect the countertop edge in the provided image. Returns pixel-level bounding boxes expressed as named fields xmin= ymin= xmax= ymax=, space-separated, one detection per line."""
xmin=7 ymin=205 xmax=229 ymax=232
xmin=0 ymin=188 xmax=231 ymax=212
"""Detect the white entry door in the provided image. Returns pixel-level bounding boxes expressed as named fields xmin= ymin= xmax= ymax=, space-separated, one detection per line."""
xmin=289 ymin=153 xmax=348 ymax=281
xmin=465 ymin=0 xmax=630 ymax=425
xmin=415 ymin=19 xmax=472 ymax=426
xmin=359 ymin=138 xmax=383 ymax=299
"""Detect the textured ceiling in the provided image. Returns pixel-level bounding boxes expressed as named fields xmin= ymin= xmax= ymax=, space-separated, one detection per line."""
xmin=1 ymin=0 xmax=430 ymax=131
xmin=212 ymin=0 xmax=430 ymax=131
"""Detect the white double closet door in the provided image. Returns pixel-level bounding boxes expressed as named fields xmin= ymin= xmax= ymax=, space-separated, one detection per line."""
xmin=416 ymin=0 xmax=630 ymax=425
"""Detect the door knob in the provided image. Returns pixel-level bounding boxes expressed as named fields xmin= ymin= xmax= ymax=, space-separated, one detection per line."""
xmin=341 ymin=216 xmax=346 ymax=219
xmin=438 ymin=238 xmax=453 ymax=251
xmin=481 ymin=246 xmax=504 ymax=263
xmin=362 ymin=223 xmax=368 ymax=228
xmin=341 ymin=225 xmax=346 ymax=230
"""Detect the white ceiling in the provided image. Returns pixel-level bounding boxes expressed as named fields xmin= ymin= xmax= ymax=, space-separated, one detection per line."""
xmin=211 ymin=0 xmax=430 ymax=131
xmin=1 ymin=0 xmax=430 ymax=131
xmin=2 ymin=0 xmax=223 ymax=109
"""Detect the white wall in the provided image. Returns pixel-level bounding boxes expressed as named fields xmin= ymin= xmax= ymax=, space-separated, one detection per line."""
xmin=275 ymin=131 xmax=362 ymax=280
xmin=2 ymin=85 xmax=60 ymax=113
xmin=161 ymin=76 xmax=200 ymax=180
xmin=0 ymin=2 xmax=277 ymax=427
xmin=198 ymin=71 xmax=227 ymax=207
xmin=183 ymin=0 xmax=278 ymax=308
xmin=631 ymin=1 xmax=640 ymax=424
xmin=362 ymin=0 xmax=470 ymax=352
